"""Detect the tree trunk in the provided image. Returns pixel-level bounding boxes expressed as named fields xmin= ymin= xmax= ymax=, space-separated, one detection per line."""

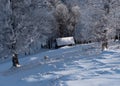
xmin=12 ymin=53 xmax=20 ymax=67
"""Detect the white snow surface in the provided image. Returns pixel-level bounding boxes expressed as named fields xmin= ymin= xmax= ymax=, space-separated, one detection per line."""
xmin=0 ymin=42 xmax=120 ymax=86
xmin=56 ymin=37 xmax=75 ymax=46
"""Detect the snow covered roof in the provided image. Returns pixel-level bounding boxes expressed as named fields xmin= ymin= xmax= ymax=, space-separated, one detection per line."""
xmin=56 ymin=37 xmax=75 ymax=47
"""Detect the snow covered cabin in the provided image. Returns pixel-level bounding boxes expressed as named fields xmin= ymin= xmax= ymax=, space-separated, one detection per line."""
xmin=56 ymin=37 xmax=75 ymax=48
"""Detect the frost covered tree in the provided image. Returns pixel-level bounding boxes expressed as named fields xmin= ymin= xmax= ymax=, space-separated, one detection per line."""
xmin=0 ymin=0 xmax=56 ymax=59
xmin=79 ymin=0 xmax=120 ymax=42
xmin=94 ymin=0 xmax=120 ymax=41
xmin=47 ymin=0 xmax=80 ymax=37
xmin=0 ymin=0 xmax=21 ymax=66
xmin=71 ymin=0 xmax=120 ymax=43
xmin=8 ymin=0 xmax=56 ymax=54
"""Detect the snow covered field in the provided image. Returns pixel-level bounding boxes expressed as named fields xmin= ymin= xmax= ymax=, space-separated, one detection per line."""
xmin=0 ymin=42 xmax=120 ymax=86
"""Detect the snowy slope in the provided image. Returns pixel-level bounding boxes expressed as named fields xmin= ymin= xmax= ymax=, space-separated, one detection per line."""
xmin=0 ymin=42 xmax=120 ymax=86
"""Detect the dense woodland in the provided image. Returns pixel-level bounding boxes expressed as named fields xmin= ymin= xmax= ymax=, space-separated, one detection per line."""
xmin=0 ymin=0 xmax=120 ymax=58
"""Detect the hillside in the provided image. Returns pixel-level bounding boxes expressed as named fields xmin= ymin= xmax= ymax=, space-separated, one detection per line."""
xmin=0 ymin=41 xmax=120 ymax=86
